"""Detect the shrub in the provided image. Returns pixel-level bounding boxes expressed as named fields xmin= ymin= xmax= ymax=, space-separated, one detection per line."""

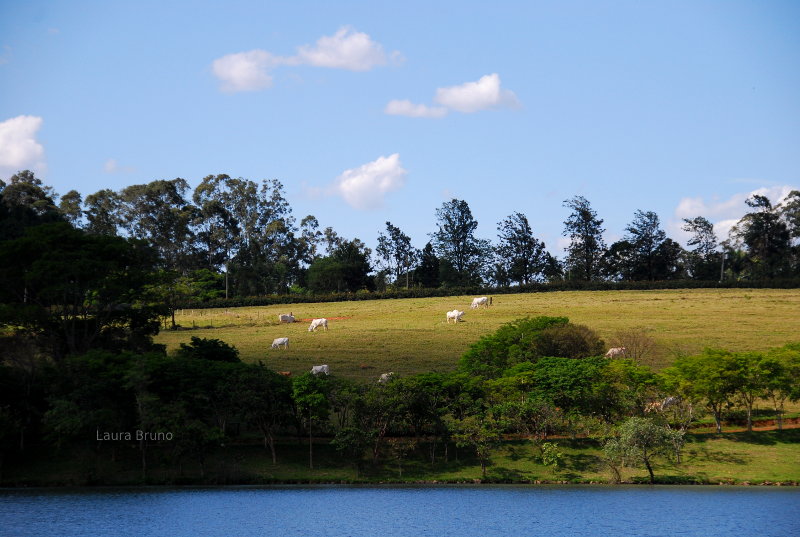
xmin=175 ymin=336 xmax=240 ymax=363
xmin=535 ymin=323 xmax=605 ymax=359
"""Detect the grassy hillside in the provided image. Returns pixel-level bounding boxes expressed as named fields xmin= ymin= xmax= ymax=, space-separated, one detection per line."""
xmin=154 ymin=288 xmax=800 ymax=380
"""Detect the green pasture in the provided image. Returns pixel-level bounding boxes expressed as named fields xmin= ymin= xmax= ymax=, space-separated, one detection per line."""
xmin=155 ymin=288 xmax=800 ymax=380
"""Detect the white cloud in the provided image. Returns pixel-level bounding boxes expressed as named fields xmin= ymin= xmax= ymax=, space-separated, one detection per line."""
xmin=384 ymin=99 xmax=448 ymax=118
xmin=670 ymin=185 xmax=797 ymax=243
xmin=103 ymin=158 xmax=135 ymax=174
xmin=0 ymin=115 xmax=46 ymax=176
xmin=212 ymin=27 xmax=396 ymax=92
xmin=296 ymin=26 xmax=389 ymax=71
xmin=212 ymin=49 xmax=283 ymax=92
xmin=333 ymin=153 xmax=407 ymax=210
xmin=434 ymin=73 xmax=520 ymax=113
xmin=385 ymin=73 xmax=521 ymax=118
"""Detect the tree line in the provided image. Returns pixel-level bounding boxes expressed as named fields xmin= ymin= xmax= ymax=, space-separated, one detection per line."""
xmin=3 ymin=170 xmax=799 ymax=305
xmin=1 ymin=316 xmax=798 ymax=483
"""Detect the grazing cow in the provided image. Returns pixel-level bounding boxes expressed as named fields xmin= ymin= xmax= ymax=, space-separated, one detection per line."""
xmin=311 ymin=364 xmax=330 ymax=376
xmin=278 ymin=312 xmax=295 ymax=323
xmin=470 ymin=297 xmax=490 ymax=309
xmin=378 ymin=372 xmax=395 ymax=384
xmin=446 ymin=309 xmax=464 ymax=323
xmin=271 ymin=337 xmax=289 ymax=350
xmin=644 ymin=397 xmax=679 ymax=413
xmin=605 ymin=346 xmax=627 ymax=358
xmin=278 ymin=371 xmax=292 ymax=377
xmin=308 ymin=318 xmax=328 ymax=332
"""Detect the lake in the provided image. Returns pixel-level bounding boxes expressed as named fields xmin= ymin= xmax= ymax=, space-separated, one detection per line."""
xmin=1 ymin=485 xmax=798 ymax=537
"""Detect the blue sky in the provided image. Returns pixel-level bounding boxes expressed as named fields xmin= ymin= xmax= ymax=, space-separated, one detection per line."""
xmin=1 ymin=0 xmax=798 ymax=254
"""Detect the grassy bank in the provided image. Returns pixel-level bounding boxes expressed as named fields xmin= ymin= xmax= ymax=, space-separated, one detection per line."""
xmin=155 ymin=288 xmax=800 ymax=378
xmin=4 ymin=429 xmax=799 ymax=487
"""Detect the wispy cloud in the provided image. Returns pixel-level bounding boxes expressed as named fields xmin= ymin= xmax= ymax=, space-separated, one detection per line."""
xmin=0 ymin=115 xmax=46 ymax=177
xmin=384 ymin=99 xmax=448 ymax=118
xmin=103 ymin=158 xmax=136 ymax=174
xmin=385 ymin=73 xmax=520 ymax=118
xmin=212 ymin=27 xmax=398 ymax=93
xmin=331 ymin=153 xmax=408 ymax=210
xmin=212 ymin=50 xmax=283 ymax=93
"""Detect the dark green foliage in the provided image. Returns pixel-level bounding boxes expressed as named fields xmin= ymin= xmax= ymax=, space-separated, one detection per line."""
xmin=562 ymin=196 xmax=607 ymax=281
xmin=415 ymin=242 xmax=440 ymax=288
xmin=430 ymin=199 xmax=491 ymax=286
xmin=459 ymin=316 xmax=604 ymax=378
xmin=731 ymin=194 xmax=792 ymax=279
xmin=534 ymin=323 xmax=605 ymax=359
xmin=495 ymin=212 xmax=547 ymax=285
xmin=175 ymin=337 xmax=240 ymax=363
xmin=459 ymin=316 xmax=569 ymax=377
xmin=0 ymin=222 xmax=165 ymax=360
xmin=531 ymin=356 xmax=615 ymax=419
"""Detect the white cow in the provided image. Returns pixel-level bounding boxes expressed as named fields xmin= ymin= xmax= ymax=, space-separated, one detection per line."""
xmin=278 ymin=312 xmax=295 ymax=323
xmin=378 ymin=372 xmax=395 ymax=384
xmin=605 ymin=346 xmax=627 ymax=358
xmin=271 ymin=337 xmax=289 ymax=350
xmin=446 ymin=309 xmax=464 ymax=323
xmin=308 ymin=318 xmax=328 ymax=332
xmin=311 ymin=364 xmax=330 ymax=376
xmin=471 ymin=297 xmax=490 ymax=309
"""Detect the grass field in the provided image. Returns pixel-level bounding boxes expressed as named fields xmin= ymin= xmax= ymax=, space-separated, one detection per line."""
xmin=155 ymin=288 xmax=800 ymax=380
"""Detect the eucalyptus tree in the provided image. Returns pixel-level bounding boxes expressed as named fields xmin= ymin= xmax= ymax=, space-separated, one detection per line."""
xmin=623 ymin=210 xmax=667 ymax=280
xmin=430 ymin=199 xmax=491 ymax=286
xmin=562 ymin=196 xmax=606 ymax=281
xmin=193 ymin=175 xmax=299 ymax=295
xmin=1 ymin=170 xmax=58 ymax=216
xmin=119 ymin=178 xmax=197 ymax=274
xmin=731 ymin=194 xmax=791 ymax=278
xmin=682 ymin=216 xmax=719 ymax=280
xmin=495 ymin=211 xmax=546 ymax=285
xmin=376 ymin=221 xmax=418 ymax=288
xmin=84 ymin=189 xmax=123 ymax=236
xmin=57 ymin=190 xmax=83 ymax=228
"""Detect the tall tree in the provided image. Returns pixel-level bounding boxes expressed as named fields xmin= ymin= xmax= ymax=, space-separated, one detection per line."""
xmin=307 ymin=238 xmax=373 ymax=293
xmin=0 ymin=223 xmax=164 ymax=360
xmin=57 ymin=190 xmax=83 ymax=228
xmin=415 ymin=242 xmax=440 ymax=288
xmin=298 ymin=215 xmax=323 ymax=265
xmin=84 ymin=189 xmax=122 ymax=236
xmin=376 ymin=221 xmax=418 ymax=288
xmin=562 ymin=196 xmax=606 ymax=281
xmin=120 ymin=178 xmax=197 ymax=274
xmin=0 ymin=172 xmax=64 ymax=240
xmin=624 ymin=210 xmax=667 ymax=280
xmin=430 ymin=199 xmax=491 ymax=286
xmin=682 ymin=216 xmax=720 ymax=280
xmin=731 ymin=194 xmax=791 ymax=278
xmin=495 ymin=212 xmax=546 ymax=285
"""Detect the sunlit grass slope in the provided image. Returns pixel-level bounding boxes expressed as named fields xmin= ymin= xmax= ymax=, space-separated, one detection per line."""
xmin=154 ymin=288 xmax=800 ymax=380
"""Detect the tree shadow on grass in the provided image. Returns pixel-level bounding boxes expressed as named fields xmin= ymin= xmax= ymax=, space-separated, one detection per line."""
xmin=684 ymin=445 xmax=748 ymax=465
xmin=489 ymin=467 xmax=531 ymax=482
xmin=561 ymin=453 xmax=602 ymax=473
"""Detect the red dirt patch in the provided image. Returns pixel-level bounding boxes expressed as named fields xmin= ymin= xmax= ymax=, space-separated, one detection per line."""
xmin=298 ymin=316 xmax=350 ymax=321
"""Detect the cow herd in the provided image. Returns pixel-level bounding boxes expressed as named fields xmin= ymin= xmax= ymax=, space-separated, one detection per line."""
xmin=263 ymin=296 xmax=625 ymax=380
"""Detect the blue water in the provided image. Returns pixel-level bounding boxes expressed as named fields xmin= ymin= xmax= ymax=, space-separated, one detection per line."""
xmin=1 ymin=485 xmax=798 ymax=537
